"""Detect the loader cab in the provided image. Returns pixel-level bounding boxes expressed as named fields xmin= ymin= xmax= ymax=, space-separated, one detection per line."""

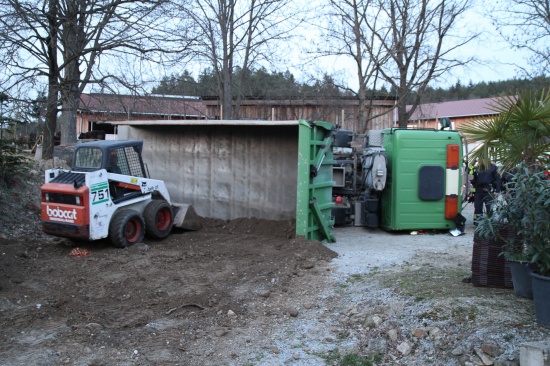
xmin=73 ymin=140 xmax=147 ymax=178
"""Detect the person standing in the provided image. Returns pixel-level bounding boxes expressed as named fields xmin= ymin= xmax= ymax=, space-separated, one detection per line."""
xmin=471 ymin=159 xmax=502 ymax=224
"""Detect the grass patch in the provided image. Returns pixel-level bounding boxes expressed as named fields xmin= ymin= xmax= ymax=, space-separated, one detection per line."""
xmin=375 ymin=264 xmax=471 ymax=300
xmin=323 ymin=349 xmax=381 ymax=366
xmin=346 ymin=274 xmax=365 ymax=284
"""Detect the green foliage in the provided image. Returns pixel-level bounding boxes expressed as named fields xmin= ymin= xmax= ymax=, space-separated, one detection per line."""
xmin=463 ymin=89 xmax=550 ymax=277
xmin=151 ymin=68 xmax=358 ymax=99
xmin=476 ymin=165 xmax=550 ymax=276
xmin=152 ymin=69 xmax=550 ymax=104
xmin=0 ymin=138 xmax=31 ymax=190
xmin=346 ymin=274 xmax=365 ymax=284
xmin=417 ymin=76 xmax=550 ymax=104
xmin=459 ymin=89 xmax=550 ymax=170
xmin=324 ymin=349 xmax=378 ymax=366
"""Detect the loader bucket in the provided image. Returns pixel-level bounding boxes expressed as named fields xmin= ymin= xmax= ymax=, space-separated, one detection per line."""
xmin=172 ymin=203 xmax=202 ymax=231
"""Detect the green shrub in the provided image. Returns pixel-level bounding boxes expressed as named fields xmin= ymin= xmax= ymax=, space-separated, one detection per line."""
xmin=0 ymin=138 xmax=31 ymax=189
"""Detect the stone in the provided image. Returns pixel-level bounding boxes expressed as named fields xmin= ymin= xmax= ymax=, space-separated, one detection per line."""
xmin=475 ymin=347 xmax=494 ymax=365
xmin=387 ymin=329 xmax=399 ymax=343
xmin=397 ymin=341 xmax=413 ymax=356
xmin=215 ymin=330 xmax=228 ymax=337
xmin=520 ymin=340 xmax=550 ymax=366
xmin=135 ymin=243 xmax=150 ymax=252
xmin=452 ymin=346 xmax=465 ymax=356
xmin=363 ymin=315 xmax=382 ymax=328
xmin=387 ymin=300 xmax=405 ymax=316
xmin=429 ymin=327 xmax=442 ymax=340
xmin=372 ymin=315 xmax=383 ymax=327
xmin=345 ymin=306 xmax=358 ymax=316
xmin=285 ymin=308 xmax=299 ymax=317
xmin=366 ymin=338 xmax=388 ymax=354
xmin=481 ymin=342 xmax=502 ymax=357
xmin=412 ymin=328 xmax=428 ymax=338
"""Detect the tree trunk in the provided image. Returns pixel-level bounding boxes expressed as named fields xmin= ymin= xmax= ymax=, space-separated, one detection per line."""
xmin=222 ymin=67 xmax=233 ymax=119
xmin=59 ymin=0 xmax=83 ymax=146
xmin=357 ymin=85 xmax=368 ymax=133
xmin=397 ymin=102 xmax=408 ymax=128
xmin=42 ymin=0 xmax=58 ymax=160
xmin=59 ymin=93 xmax=78 ymax=146
xmin=397 ymin=80 xmax=409 ymax=127
xmin=42 ymin=78 xmax=58 ymax=160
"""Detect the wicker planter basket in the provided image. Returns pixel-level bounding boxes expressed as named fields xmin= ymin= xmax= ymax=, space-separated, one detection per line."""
xmin=471 ymin=227 xmax=514 ymax=288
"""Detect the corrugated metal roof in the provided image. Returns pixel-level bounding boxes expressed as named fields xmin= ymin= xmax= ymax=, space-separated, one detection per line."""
xmin=407 ymin=97 xmax=507 ymax=121
xmin=79 ymin=93 xmax=206 ymax=117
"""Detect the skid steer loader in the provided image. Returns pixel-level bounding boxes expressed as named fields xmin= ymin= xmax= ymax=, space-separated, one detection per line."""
xmin=40 ymin=140 xmax=200 ymax=247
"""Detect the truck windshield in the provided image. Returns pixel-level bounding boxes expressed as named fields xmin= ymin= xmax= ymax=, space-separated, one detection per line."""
xmin=75 ymin=147 xmax=102 ymax=169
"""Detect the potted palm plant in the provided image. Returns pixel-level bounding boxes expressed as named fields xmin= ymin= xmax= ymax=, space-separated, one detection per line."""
xmin=459 ymin=89 xmax=550 ymax=327
xmin=477 ymin=165 xmax=548 ymax=299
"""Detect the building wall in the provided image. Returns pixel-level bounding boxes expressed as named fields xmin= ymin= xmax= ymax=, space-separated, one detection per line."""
xmin=203 ymin=98 xmax=396 ymax=133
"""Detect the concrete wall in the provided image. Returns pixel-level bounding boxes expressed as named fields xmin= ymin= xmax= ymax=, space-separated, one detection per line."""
xmin=119 ymin=124 xmax=299 ymax=221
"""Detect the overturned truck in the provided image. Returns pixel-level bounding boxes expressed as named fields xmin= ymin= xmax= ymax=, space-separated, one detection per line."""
xmin=332 ymin=128 xmax=465 ymax=231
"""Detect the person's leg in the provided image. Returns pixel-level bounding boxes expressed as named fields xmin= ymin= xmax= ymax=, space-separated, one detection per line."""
xmin=483 ymin=190 xmax=494 ymax=217
xmin=473 ymin=190 xmax=483 ymax=224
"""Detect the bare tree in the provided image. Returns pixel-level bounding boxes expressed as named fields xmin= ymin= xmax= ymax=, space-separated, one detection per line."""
xmin=489 ymin=0 xmax=550 ymax=76
xmin=179 ymin=0 xmax=303 ymax=119
xmin=0 ymin=0 xmax=187 ymax=159
xmin=320 ymin=0 xmax=391 ymax=132
xmin=322 ymin=0 xmax=477 ymax=128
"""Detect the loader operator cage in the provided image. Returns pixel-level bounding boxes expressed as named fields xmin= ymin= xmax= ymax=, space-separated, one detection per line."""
xmin=73 ymin=142 xmax=146 ymax=178
xmin=75 ymin=147 xmax=102 ymax=169
xmin=113 ymin=146 xmax=146 ymax=177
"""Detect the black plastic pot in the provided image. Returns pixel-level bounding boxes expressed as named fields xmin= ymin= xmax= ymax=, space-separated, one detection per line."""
xmin=531 ymin=272 xmax=550 ymax=328
xmin=508 ymin=260 xmax=533 ymax=299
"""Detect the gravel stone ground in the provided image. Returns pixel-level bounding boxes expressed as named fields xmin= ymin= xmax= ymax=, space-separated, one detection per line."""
xmin=242 ymin=204 xmax=549 ymax=365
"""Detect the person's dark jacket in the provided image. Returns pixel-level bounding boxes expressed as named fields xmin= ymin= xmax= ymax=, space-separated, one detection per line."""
xmin=471 ymin=163 xmax=502 ymax=193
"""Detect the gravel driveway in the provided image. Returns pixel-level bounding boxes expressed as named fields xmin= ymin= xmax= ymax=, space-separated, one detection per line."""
xmin=329 ymin=204 xmax=476 ymax=278
xmin=250 ymin=203 xmax=548 ymax=366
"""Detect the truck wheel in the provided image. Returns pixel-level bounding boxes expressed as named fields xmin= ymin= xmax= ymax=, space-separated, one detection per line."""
xmin=144 ymin=200 xmax=174 ymax=239
xmin=109 ymin=209 xmax=145 ymax=248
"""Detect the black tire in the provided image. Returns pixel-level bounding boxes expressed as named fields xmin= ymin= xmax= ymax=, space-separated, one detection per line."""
xmin=109 ymin=209 xmax=146 ymax=248
xmin=144 ymin=200 xmax=174 ymax=239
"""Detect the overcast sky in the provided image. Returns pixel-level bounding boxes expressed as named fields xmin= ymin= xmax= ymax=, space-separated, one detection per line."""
xmin=282 ymin=0 xmax=532 ymax=92
xmin=85 ymin=0 xmax=534 ymax=95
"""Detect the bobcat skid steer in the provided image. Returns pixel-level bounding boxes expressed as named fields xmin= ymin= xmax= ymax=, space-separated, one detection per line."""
xmin=40 ymin=140 xmax=200 ymax=247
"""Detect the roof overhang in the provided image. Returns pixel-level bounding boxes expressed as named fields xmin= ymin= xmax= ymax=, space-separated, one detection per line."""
xmin=108 ymin=119 xmax=301 ymax=126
